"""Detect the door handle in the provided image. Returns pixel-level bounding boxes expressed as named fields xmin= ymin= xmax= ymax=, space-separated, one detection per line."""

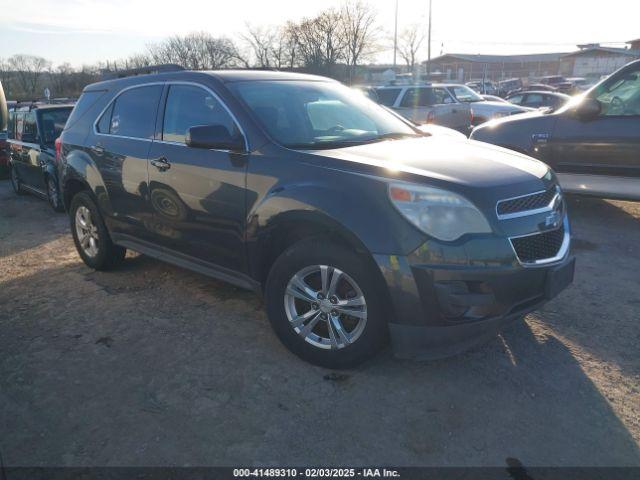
xmin=452 ymin=109 xmax=458 ymax=113
xmin=150 ymin=157 xmax=171 ymax=172
xmin=90 ymin=144 xmax=105 ymax=155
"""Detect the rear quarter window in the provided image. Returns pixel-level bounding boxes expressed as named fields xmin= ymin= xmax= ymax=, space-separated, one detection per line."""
xmin=64 ymin=90 xmax=108 ymax=131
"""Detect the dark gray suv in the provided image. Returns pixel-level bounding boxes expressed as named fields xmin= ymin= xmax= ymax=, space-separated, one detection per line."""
xmin=59 ymin=69 xmax=575 ymax=368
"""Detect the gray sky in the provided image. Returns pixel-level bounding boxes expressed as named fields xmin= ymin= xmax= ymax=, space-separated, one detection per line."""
xmin=0 ymin=0 xmax=638 ymax=66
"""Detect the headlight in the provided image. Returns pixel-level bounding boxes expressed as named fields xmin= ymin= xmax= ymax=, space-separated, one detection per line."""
xmin=389 ymin=183 xmax=492 ymax=242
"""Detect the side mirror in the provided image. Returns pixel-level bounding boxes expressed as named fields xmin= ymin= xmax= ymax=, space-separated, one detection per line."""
xmin=185 ymin=124 xmax=245 ymax=151
xmin=573 ymin=98 xmax=601 ymax=120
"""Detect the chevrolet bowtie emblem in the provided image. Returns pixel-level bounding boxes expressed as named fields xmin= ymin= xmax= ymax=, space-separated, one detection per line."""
xmin=545 ymin=211 xmax=562 ymax=229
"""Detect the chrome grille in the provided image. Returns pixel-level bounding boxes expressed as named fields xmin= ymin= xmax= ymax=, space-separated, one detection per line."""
xmin=497 ymin=187 xmax=559 ymax=219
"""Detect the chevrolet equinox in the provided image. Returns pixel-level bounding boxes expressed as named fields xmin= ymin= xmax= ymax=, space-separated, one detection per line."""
xmin=59 ymin=70 xmax=575 ymax=368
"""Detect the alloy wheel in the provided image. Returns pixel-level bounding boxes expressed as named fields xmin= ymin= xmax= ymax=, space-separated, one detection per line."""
xmin=75 ymin=205 xmax=100 ymax=257
xmin=284 ymin=265 xmax=367 ymax=350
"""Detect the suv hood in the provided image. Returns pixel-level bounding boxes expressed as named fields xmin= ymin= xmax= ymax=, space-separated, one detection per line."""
xmin=308 ymin=136 xmax=549 ymax=189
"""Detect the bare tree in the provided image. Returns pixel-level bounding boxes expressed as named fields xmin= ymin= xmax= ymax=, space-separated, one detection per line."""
xmin=294 ymin=10 xmax=347 ymax=74
xmin=243 ymin=24 xmax=275 ymax=68
xmin=397 ymin=24 xmax=425 ymax=70
xmin=147 ymin=32 xmax=245 ymax=70
xmin=282 ymin=21 xmax=300 ymax=69
xmin=341 ymin=0 xmax=379 ymax=83
xmin=8 ymin=54 xmax=51 ymax=95
xmin=0 ymin=57 xmax=10 ymax=87
xmin=49 ymin=62 xmax=75 ymax=97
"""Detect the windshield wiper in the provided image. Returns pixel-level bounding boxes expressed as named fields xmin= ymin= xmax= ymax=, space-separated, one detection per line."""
xmin=359 ymin=132 xmax=421 ymax=143
xmin=285 ymin=133 xmax=419 ymax=150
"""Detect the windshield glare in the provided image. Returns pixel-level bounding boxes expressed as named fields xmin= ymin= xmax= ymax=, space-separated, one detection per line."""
xmin=231 ymin=80 xmax=419 ymax=149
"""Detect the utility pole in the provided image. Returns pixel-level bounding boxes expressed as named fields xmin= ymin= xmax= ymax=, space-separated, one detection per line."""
xmin=393 ymin=0 xmax=399 ymax=70
xmin=426 ymin=0 xmax=432 ymax=77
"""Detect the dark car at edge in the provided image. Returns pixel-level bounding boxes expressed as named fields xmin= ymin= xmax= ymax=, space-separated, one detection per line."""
xmin=7 ymin=104 xmax=73 ymax=210
xmin=472 ymin=60 xmax=640 ymax=200
xmin=59 ymin=69 xmax=575 ymax=368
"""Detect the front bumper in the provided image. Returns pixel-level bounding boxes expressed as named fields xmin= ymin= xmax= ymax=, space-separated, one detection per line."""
xmin=373 ymin=236 xmax=575 ymax=360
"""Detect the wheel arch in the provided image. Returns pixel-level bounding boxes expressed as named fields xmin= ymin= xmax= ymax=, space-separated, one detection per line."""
xmin=62 ymin=149 xmax=109 ymax=212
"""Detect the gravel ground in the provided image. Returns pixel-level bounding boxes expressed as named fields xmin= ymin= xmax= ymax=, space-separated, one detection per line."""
xmin=0 ymin=178 xmax=639 ymax=467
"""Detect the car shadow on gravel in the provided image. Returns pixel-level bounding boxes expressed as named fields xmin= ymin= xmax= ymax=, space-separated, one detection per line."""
xmin=549 ymin=195 xmax=640 ymax=378
xmin=1 ymin=258 xmax=639 ymax=467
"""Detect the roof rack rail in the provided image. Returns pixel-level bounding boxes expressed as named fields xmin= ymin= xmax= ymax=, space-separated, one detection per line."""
xmin=100 ymin=64 xmax=185 ymax=80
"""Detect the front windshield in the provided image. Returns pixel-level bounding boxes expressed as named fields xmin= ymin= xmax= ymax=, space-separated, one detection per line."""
xmin=230 ymin=80 xmax=419 ymax=149
xmin=450 ymin=85 xmax=484 ymax=103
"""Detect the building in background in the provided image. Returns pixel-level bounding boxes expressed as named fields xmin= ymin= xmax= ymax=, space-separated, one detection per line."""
xmin=424 ymin=53 xmax=570 ymax=83
xmin=563 ymin=42 xmax=640 ymax=78
xmin=425 ymin=39 xmax=640 ymax=83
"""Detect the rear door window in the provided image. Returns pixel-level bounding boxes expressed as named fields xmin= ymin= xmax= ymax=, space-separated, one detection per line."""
xmin=39 ymin=108 xmax=72 ymax=146
xmin=96 ymin=104 xmax=113 ymax=134
xmin=401 ymin=88 xmax=452 ymax=107
xmin=375 ymin=88 xmax=402 ymax=107
xmin=107 ymin=85 xmax=163 ymax=139
xmin=400 ymin=88 xmax=431 ymax=108
xmin=507 ymin=94 xmax=524 ymax=105
xmin=523 ymin=94 xmax=544 ymax=107
xmin=22 ymin=112 xmax=38 ymax=143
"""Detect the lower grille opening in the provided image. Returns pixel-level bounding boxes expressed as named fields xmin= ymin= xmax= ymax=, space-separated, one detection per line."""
xmin=511 ymin=226 xmax=565 ymax=264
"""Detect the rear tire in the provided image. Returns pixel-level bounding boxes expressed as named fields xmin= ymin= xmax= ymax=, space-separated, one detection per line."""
xmin=46 ymin=176 xmax=65 ymax=212
xmin=265 ymin=238 xmax=389 ymax=369
xmin=69 ymin=191 xmax=126 ymax=271
xmin=10 ymin=166 xmax=24 ymax=195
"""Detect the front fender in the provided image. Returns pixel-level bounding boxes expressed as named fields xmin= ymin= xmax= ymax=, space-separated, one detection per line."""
xmin=248 ymin=179 xmax=426 ymax=257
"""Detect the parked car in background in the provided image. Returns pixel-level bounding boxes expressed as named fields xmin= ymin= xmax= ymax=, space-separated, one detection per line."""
xmin=445 ymin=84 xmax=533 ymax=125
xmin=565 ymin=77 xmax=589 ymax=92
xmin=374 ymin=84 xmax=472 ymax=133
xmin=376 ymin=102 xmax=468 ymax=140
xmin=538 ymin=75 xmax=566 ymax=87
xmin=506 ymin=91 xmax=571 ymax=111
xmin=517 ymin=84 xmax=559 ymax=93
xmin=497 ymin=78 xmax=522 ymax=97
xmin=7 ymin=104 xmax=73 ymax=211
xmin=59 ymin=69 xmax=574 ymax=367
xmin=415 ymin=123 xmax=467 ymax=139
xmin=466 ymin=80 xmax=497 ymax=95
xmin=471 ymin=60 xmax=640 ymax=200
xmin=0 ymin=130 xmax=8 ymax=172
xmin=481 ymin=94 xmax=509 ymax=103
xmin=352 ymin=85 xmax=379 ymax=102
xmin=0 ymin=81 xmax=6 ymax=173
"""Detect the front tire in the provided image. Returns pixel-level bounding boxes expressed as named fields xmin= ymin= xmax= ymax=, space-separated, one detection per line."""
xmin=265 ymin=238 xmax=389 ymax=369
xmin=69 ymin=191 xmax=126 ymax=270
